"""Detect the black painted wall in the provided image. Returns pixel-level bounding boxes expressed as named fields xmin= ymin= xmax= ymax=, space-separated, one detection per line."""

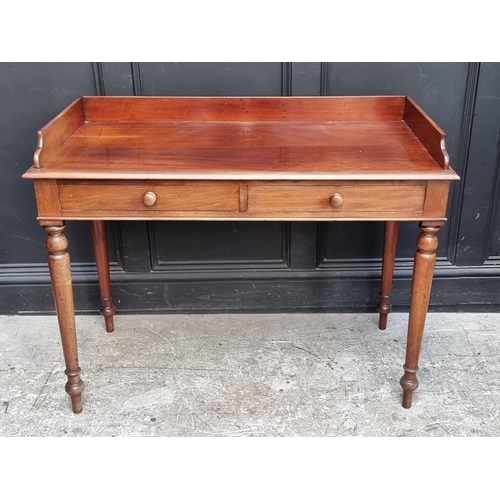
xmin=1 ymin=62 xmax=499 ymax=315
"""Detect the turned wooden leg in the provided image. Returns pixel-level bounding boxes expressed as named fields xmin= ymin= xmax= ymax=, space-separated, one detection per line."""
xmin=45 ymin=223 xmax=84 ymax=414
xmin=400 ymin=222 xmax=441 ymax=409
xmin=377 ymin=221 xmax=400 ymax=330
xmin=90 ymin=220 xmax=116 ymax=333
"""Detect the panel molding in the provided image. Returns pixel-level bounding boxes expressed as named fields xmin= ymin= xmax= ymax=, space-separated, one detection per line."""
xmin=148 ymin=222 xmax=292 ymax=271
xmin=320 ymin=62 xmax=329 ymax=96
xmin=454 ymin=62 xmax=500 ymax=266
xmin=92 ymin=62 xmax=105 ymax=96
xmin=0 ymin=261 xmax=123 ymax=284
xmin=0 ymin=221 xmax=126 ymax=280
xmin=483 ymin=136 xmax=500 ymax=261
xmin=131 ymin=62 xmax=144 ymax=96
xmin=316 ymin=256 xmax=455 ymax=277
xmin=110 ymin=221 xmax=126 ymax=270
xmin=446 ymin=62 xmax=481 ymax=263
xmin=3 ymin=257 xmax=500 ymax=289
xmin=4 ymin=274 xmax=500 ymax=315
xmin=281 ymin=62 xmax=292 ymax=96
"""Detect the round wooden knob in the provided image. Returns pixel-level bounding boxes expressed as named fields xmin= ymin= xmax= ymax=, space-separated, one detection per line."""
xmin=330 ymin=193 xmax=344 ymax=207
xmin=142 ymin=191 xmax=157 ymax=207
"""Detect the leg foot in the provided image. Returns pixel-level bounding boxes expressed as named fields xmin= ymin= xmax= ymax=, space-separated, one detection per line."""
xmin=101 ymin=296 xmax=116 ymax=333
xmin=378 ymin=299 xmax=390 ymax=330
xmin=65 ymin=368 xmax=85 ymax=414
xmin=400 ymin=365 xmax=419 ymax=409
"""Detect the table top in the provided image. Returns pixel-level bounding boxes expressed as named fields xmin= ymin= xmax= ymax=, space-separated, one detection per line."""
xmin=22 ymin=96 xmax=459 ymax=182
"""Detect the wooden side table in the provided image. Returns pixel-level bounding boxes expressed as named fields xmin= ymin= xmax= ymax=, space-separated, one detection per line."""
xmin=22 ymin=96 xmax=460 ymax=413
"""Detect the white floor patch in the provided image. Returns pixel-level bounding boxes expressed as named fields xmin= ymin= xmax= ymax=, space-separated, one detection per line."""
xmin=124 ymin=387 xmax=175 ymax=408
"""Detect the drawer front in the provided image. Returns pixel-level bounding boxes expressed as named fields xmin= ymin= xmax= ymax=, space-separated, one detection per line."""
xmin=247 ymin=184 xmax=426 ymax=213
xmin=59 ymin=182 xmax=240 ymax=212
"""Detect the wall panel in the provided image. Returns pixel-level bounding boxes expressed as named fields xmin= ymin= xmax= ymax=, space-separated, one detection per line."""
xmin=1 ymin=62 xmax=499 ymax=314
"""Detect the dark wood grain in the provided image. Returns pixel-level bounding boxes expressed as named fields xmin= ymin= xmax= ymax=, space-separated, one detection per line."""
xmin=83 ymin=96 xmax=406 ymax=122
xmin=59 ymin=181 xmax=240 ymax=212
xmin=423 ymin=181 xmax=452 ymax=217
xmin=247 ymin=184 xmax=425 ymax=213
xmin=33 ymin=98 xmax=85 ymax=168
xmin=33 ymin=179 xmax=61 ymax=218
xmin=23 ymin=120 xmax=459 ymax=181
xmin=404 ymin=97 xmax=450 ymax=170
xmin=43 ymin=179 xmax=449 ymax=222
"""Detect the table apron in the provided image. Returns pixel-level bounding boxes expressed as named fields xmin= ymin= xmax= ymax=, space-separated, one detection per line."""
xmin=33 ymin=179 xmax=451 ymax=222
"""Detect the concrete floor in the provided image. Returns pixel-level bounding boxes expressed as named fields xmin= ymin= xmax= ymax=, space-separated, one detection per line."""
xmin=0 ymin=312 xmax=498 ymax=437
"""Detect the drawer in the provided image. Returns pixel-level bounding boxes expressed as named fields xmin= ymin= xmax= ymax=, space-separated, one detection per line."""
xmin=247 ymin=184 xmax=426 ymax=213
xmin=58 ymin=182 xmax=240 ymax=212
